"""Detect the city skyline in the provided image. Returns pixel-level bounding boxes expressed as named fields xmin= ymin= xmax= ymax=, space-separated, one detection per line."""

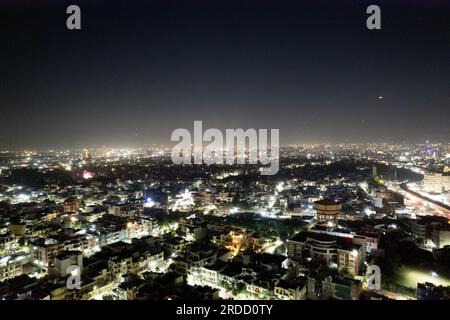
xmin=1 ymin=0 xmax=450 ymax=305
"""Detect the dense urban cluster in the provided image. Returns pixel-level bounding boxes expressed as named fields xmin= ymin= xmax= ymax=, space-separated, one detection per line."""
xmin=0 ymin=143 xmax=449 ymax=300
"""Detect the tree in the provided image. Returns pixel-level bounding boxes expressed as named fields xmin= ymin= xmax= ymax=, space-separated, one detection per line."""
xmin=18 ymin=237 xmax=27 ymax=246
xmin=220 ymin=281 xmax=231 ymax=291
xmin=340 ymin=267 xmax=349 ymax=275
xmin=232 ymin=282 xmax=246 ymax=296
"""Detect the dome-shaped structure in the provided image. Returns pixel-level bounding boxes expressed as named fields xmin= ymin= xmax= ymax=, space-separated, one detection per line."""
xmin=313 ymin=199 xmax=342 ymax=223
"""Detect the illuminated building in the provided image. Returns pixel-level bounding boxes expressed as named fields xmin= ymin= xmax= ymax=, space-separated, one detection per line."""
xmin=53 ymin=250 xmax=83 ymax=277
xmin=421 ymin=172 xmax=450 ymax=193
xmin=81 ymin=148 xmax=91 ymax=161
xmin=353 ymin=231 xmax=380 ymax=253
xmin=197 ymin=261 xmax=227 ymax=286
xmin=273 ymin=278 xmax=307 ymax=300
xmin=178 ymin=218 xmax=208 ymax=242
xmin=184 ymin=242 xmax=217 ymax=269
xmin=417 ymin=282 xmax=450 ymax=300
xmin=213 ymin=229 xmax=265 ymax=255
xmin=337 ymin=246 xmax=364 ymax=275
xmin=99 ymin=241 xmax=164 ymax=278
xmin=287 ymin=231 xmax=365 ymax=275
xmin=0 ymin=233 xmax=17 ymax=252
xmin=412 ymin=216 xmax=450 ymax=248
xmin=30 ymin=238 xmax=65 ymax=267
xmin=0 ymin=259 xmax=24 ymax=282
xmin=171 ymin=189 xmax=195 ymax=212
xmin=321 ymin=276 xmax=362 ymax=300
xmin=111 ymin=202 xmax=139 ymax=217
xmin=313 ymin=199 xmax=342 ymax=224
xmin=116 ymin=275 xmax=145 ymax=300
xmin=30 ymin=235 xmax=100 ymax=268
xmin=8 ymin=223 xmax=27 ymax=236
xmin=82 ymin=169 xmax=93 ymax=179
xmin=63 ymin=198 xmax=80 ymax=213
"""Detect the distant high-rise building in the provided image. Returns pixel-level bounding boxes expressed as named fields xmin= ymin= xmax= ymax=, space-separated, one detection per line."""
xmin=372 ymin=165 xmax=377 ymax=178
xmin=81 ymin=148 xmax=91 ymax=161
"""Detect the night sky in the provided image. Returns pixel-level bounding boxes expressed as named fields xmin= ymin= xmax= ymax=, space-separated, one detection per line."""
xmin=1 ymin=0 xmax=449 ymax=150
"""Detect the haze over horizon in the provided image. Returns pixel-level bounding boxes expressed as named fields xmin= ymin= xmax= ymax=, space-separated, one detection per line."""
xmin=1 ymin=0 xmax=449 ymax=150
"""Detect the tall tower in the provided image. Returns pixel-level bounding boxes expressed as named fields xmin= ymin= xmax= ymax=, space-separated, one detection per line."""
xmin=81 ymin=148 xmax=91 ymax=161
xmin=372 ymin=165 xmax=377 ymax=178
